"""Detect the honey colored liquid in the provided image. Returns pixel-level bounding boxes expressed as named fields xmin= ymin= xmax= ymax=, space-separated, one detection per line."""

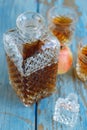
xmin=7 ymin=40 xmax=58 ymax=105
xmin=76 ymin=46 xmax=87 ymax=81
xmin=51 ymin=16 xmax=73 ymax=44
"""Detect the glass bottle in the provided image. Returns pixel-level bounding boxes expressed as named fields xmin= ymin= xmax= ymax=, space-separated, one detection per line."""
xmin=47 ymin=5 xmax=77 ymax=46
xmin=3 ymin=12 xmax=60 ymax=106
xmin=76 ymin=37 xmax=87 ymax=81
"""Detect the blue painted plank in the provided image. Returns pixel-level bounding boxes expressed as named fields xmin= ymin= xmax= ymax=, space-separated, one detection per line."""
xmin=37 ymin=0 xmax=87 ymax=130
xmin=0 ymin=0 xmax=37 ymax=130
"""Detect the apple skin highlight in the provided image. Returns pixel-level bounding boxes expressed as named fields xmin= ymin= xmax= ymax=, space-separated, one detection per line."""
xmin=58 ymin=46 xmax=73 ymax=74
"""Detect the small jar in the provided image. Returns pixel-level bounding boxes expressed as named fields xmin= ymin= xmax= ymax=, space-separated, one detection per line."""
xmin=47 ymin=6 xmax=77 ymax=46
xmin=76 ymin=38 xmax=87 ymax=81
xmin=3 ymin=12 xmax=60 ymax=106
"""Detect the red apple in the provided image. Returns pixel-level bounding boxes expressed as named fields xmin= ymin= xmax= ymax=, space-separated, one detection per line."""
xmin=58 ymin=46 xmax=73 ymax=74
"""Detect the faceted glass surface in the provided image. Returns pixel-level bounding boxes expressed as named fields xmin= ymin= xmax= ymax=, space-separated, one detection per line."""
xmin=53 ymin=93 xmax=80 ymax=127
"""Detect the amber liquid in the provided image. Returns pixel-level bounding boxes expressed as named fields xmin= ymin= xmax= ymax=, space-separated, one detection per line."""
xmin=51 ymin=16 xmax=73 ymax=44
xmin=78 ymin=46 xmax=87 ymax=74
xmin=6 ymin=40 xmax=58 ymax=105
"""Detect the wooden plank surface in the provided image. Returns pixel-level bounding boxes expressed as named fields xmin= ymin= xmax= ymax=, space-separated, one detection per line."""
xmin=1 ymin=0 xmax=87 ymax=130
xmin=0 ymin=0 xmax=37 ymax=130
xmin=37 ymin=0 xmax=87 ymax=130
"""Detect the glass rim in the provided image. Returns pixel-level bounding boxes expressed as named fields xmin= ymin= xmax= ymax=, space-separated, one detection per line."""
xmin=48 ymin=5 xmax=78 ymax=24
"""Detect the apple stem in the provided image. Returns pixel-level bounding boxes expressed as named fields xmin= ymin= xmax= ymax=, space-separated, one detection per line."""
xmin=60 ymin=45 xmax=65 ymax=50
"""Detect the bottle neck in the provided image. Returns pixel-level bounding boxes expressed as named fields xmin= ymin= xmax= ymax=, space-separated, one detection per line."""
xmin=18 ymin=26 xmax=44 ymax=40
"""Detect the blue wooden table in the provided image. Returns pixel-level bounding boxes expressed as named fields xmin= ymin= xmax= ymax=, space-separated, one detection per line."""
xmin=0 ymin=0 xmax=87 ymax=130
